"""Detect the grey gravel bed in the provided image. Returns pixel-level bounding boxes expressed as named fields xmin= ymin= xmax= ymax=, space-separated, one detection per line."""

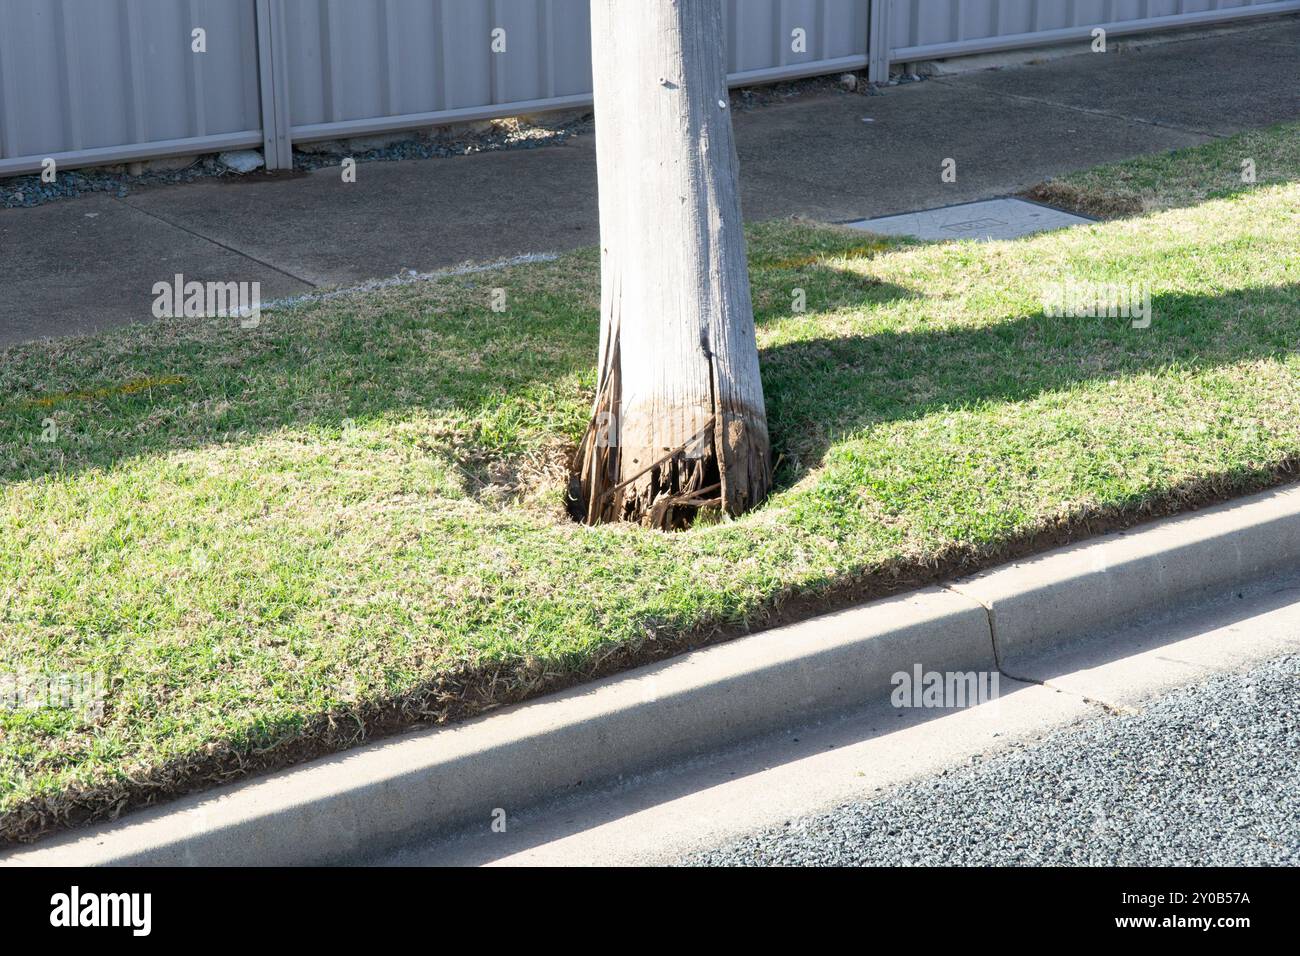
xmin=0 ymin=156 xmax=229 ymax=208
xmin=0 ymin=71 xmax=877 ymax=210
xmin=685 ymin=655 xmax=1300 ymax=866
xmin=0 ymin=121 xmax=587 ymax=210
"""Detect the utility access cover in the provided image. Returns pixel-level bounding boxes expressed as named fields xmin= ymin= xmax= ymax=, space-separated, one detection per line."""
xmin=844 ymin=198 xmax=1093 ymax=242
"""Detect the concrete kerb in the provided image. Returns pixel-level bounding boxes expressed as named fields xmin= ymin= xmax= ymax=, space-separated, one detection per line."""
xmin=5 ymin=481 xmax=1299 ymax=866
xmin=949 ymin=483 xmax=1300 ymax=670
xmin=2 ymin=588 xmax=994 ymax=866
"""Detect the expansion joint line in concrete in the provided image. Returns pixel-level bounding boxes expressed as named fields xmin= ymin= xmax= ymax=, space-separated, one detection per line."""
xmin=942 ymin=584 xmax=1128 ymax=718
xmin=114 ymin=196 xmax=319 ymax=288
xmin=942 ymin=583 xmax=1003 ymax=668
xmin=936 ymin=80 xmax=1226 ymax=141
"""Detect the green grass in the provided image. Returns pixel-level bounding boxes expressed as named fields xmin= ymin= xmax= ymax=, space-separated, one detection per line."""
xmin=1026 ymin=121 xmax=1300 ymax=217
xmin=2 ymin=123 xmax=1298 ymax=840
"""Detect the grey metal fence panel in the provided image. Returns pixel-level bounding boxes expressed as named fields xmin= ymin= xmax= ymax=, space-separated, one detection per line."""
xmin=280 ymin=0 xmax=593 ymax=132
xmin=885 ymin=0 xmax=1300 ymax=62
xmin=283 ymin=0 xmax=872 ymax=143
xmin=3 ymin=0 xmax=1297 ymax=177
xmin=727 ymin=0 xmax=871 ymax=73
xmin=0 ymin=0 xmax=264 ymax=176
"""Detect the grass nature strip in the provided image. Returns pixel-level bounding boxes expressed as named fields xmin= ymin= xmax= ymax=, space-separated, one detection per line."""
xmin=1 ymin=123 xmax=1297 ymax=842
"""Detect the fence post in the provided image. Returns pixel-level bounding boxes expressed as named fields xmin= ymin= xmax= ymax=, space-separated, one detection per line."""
xmin=868 ymin=0 xmax=891 ymax=84
xmin=255 ymin=0 xmax=293 ymax=170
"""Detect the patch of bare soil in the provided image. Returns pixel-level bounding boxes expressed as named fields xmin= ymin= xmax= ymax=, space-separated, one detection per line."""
xmin=1022 ymin=180 xmax=1145 ymax=220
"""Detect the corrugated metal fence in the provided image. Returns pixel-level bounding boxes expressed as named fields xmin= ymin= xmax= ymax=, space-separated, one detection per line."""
xmin=279 ymin=0 xmax=869 ymax=150
xmin=879 ymin=0 xmax=1300 ymax=71
xmin=1 ymin=0 xmax=1297 ymax=177
xmin=0 ymin=0 xmax=265 ymax=176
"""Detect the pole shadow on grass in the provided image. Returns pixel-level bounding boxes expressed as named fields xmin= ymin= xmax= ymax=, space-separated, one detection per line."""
xmin=0 ymin=269 xmax=1294 ymax=493
xmin=0 ymin=259 xmax=915 ymax=487
xmin=759 ymin=282 xmax=1300 ymax=492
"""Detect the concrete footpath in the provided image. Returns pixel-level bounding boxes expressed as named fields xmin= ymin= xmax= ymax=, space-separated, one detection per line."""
xmin=2 ymin=15 xmax=1299 ymax=346
xmin=5 ymin=481 xmax=1298 ymax=866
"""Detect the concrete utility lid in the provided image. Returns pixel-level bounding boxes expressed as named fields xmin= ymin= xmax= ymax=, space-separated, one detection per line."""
xmin=844 ymin=197 xmax=1093 ymax=242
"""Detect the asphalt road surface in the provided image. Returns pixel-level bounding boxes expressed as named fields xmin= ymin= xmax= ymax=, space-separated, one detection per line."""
xmin=686 ymin=654 xmax=1300 ymax=866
